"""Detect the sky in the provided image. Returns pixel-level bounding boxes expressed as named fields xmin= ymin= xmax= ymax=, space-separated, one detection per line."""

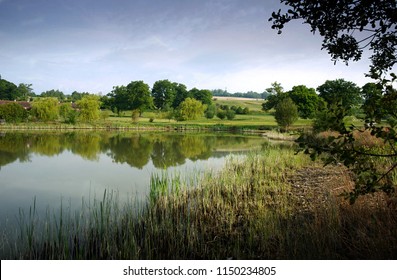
xmin=0 ymin=0 xmax=375 ymax=95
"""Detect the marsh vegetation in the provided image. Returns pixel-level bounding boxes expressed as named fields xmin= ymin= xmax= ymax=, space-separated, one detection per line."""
xmin=2 ymin=139 xmax=396 ymax=259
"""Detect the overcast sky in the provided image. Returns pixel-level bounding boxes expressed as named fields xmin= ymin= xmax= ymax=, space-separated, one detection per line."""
xmin=0 ymin=0 xmax=374 ymax=95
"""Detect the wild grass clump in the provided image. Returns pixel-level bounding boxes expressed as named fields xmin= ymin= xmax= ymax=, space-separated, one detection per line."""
xmin=2 ymin=143 xmax=397 ymax=259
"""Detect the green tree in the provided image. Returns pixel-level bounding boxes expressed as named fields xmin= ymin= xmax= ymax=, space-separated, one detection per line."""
xmin=0 ymin=102 xmax=28 ymax=123
xmin=288 ymin=85 xmax=323 ymax=119
xmin=216 ymin=110 xmax=226 ymax=120
xmin=317 ymin=79 xmax=362 ymax=115
xmin=178 ymin=98 xmax=205 ymax=121
xmin=107 ymin=85 xmax=129 ymax=116
xmin=189 ymin=88 xmax=213 ymax=106
xmin=226 ymin=109 xmax=236 ymax=120
xmin=59 ymin=103 xmax=77 ymax=124
xmin=205 ymin=104 xmax=217 ymax=119
xmin=361 ymin=82 xmax=397 ymax=124
xmin=31 ymin=97 xmax=59 ymax=122
xmin=271 ymin=0 xmax=397 ymax=202
xmin=0 ymin=79 xmax=19 ymax=101
xmin=151 ymin=80 xmax=176 ymax=110
xmin=41 ymin=89 xmax=65 ymax=101
xmin=76 ymin=95 xmax=101 ymax=123
xmin=69 ymin=91 xmax=89 ymax=102
xmin=126 ymin=81 xmax=153 ymax=115
xmin=172 ymin=83 xmax=189 ymax=109
xmin=17 ymin=83 xmax=35 ymax=101
xmin=274 ymin=97 xmax=299 ymax=130
xmin=262 ymin=82 xmax=288 ymax=111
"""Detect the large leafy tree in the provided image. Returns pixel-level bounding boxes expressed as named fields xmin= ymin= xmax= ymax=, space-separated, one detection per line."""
xmin=317 ymin=79 xmax=362 ymax=115
xmin=107 ymin=85 xmax=129 ymax=115
xmin=189 ymin=88 xmax=213 ymax=106
xmin=178 ymin=98 xmax=206 ymax=121
xmin=126 ymin=80 xmax=154 ymax=116
xmin=151 ymin=79 xmax=176 ymax=110
xmin=274 ymin=97 xmax=299 ymax=130
xmin=76 ymin=95 xmax=101 ymax=123
xmin=271 ymin=0 xmax=397 ymax=202
xmin=262 ymin=82 xmax=288 ymax=111
xmin=288 ymin=85 xmax=323 ymax=119
xmin=0 ymin=79 xmax=19 ymax=100
xmin=17 ymin=83 xmax=35 ymax=101
xmin=31 ymin=97 xmax=59 ymax=122
xmin=172 ymin=83 xmax=189 ymax=109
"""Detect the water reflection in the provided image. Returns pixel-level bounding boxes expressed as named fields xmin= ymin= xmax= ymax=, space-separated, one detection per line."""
xmin=0 ymin=131 xmax=266 ymax=169
xmin=0 ymin=131 xmax=268 ymax=225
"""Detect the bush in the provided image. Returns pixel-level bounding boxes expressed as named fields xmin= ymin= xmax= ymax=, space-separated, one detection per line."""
xmin=0 ymin=102 xmax=28 ymax=123
xmin=131 ymin=109 xmax=140 ymax=123
xmin=216 ymin=110 xmax=226 ymax=120
xmin=205 ymin=104 xmax=216 ymax=119
xmin=226 ymin=110 xmax=236 ymax=120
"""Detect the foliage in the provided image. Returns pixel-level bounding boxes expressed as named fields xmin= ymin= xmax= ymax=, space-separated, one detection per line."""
xmin=31 ymin=98 xmax=59 ymax=122
xmin=225 ymin=109 xmax=236 ymax=120
xmin=126 ymin=81 xmax=154 ymax=115
xmin=172 ymin=83 xmax=189 ymax=109
xmin=0 ymin=79 xmax=19 ymax=101
xmin=274 ymin=97 xmax=299 ymax=130
xmin=262 ymin=82 xmax=287 ymax=111
xmin=312 ymin=102 xmax=347 ymax=133
xmin=216 ymin=110 xmax=226 ymax=120
xmin=0 ymin=102 xmax=28 ymax=123
xmin=69 ymin=91 xmax=90 ymax=102
xmin=107 ymin=86 xmax=129 ymax=115
xmin=189 ymin=88 xmax=213 ymax=106
xmin=17 ymin=84 xmax=35 ymax=101
xmin=131 ymin=109 xmax=140 ymax=123
xmin=76 ymin=95 xmax=101 ymax=123
xmin=151 ymin=79 xmax=176 ymax=110
xmin=288 ymin=85 xmax=323 ymax=119
xmin=317 ymin=79 xmax=362 ymax=115
xmin=272 ymin=0 xmax=397 ymax=201
xmin=178 ymin=98 xmax=206 ymax=121
xmin=41 ymin=89 xmax=65 ymax=101
xmin=205 ymin=104 xmax=216 ymax=119
xmin=59 ymin=103 xmax=77 ymax=124
xmin=270 ymin=0 xmax=397 ymax=77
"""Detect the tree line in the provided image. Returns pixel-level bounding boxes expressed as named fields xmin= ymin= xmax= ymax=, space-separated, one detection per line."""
xmin=261 ymin=79 xmax=371 ymax=131
xmin=1 ymin=77 xmax=253 ymax=123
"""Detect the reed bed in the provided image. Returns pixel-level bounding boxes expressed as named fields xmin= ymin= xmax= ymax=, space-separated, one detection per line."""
xmin=1 ymin=143 xmax=396 ymax=259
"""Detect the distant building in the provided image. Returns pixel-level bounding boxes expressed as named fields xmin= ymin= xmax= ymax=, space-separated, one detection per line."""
xmin=0 ymin=100 xmax=32 ymax=110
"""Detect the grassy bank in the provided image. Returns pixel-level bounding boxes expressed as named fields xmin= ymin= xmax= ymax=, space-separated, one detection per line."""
xmin=2 ymin=144 xmax=396 ymax=259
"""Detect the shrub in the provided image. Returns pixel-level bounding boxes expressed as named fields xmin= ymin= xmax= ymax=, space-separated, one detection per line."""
xmin=0 ymin=102 xmax=28 ymax=123
xmin=226 ymin=109 xmax=236 ymax=120
xmin=216 ymin=110 xmax=226 ymax=120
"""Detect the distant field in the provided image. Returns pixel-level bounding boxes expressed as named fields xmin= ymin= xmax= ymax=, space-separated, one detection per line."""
xmin=213 ymin=96 xmax=264 ymax=112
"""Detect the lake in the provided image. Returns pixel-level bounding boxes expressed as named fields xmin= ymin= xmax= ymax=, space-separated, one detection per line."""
xmin=0 ymin=131 xmax=268 ymax=225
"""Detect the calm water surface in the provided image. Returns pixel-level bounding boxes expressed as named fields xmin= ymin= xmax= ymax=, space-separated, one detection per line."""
xmin=0 ymin=131 xmax=268 ymax=223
